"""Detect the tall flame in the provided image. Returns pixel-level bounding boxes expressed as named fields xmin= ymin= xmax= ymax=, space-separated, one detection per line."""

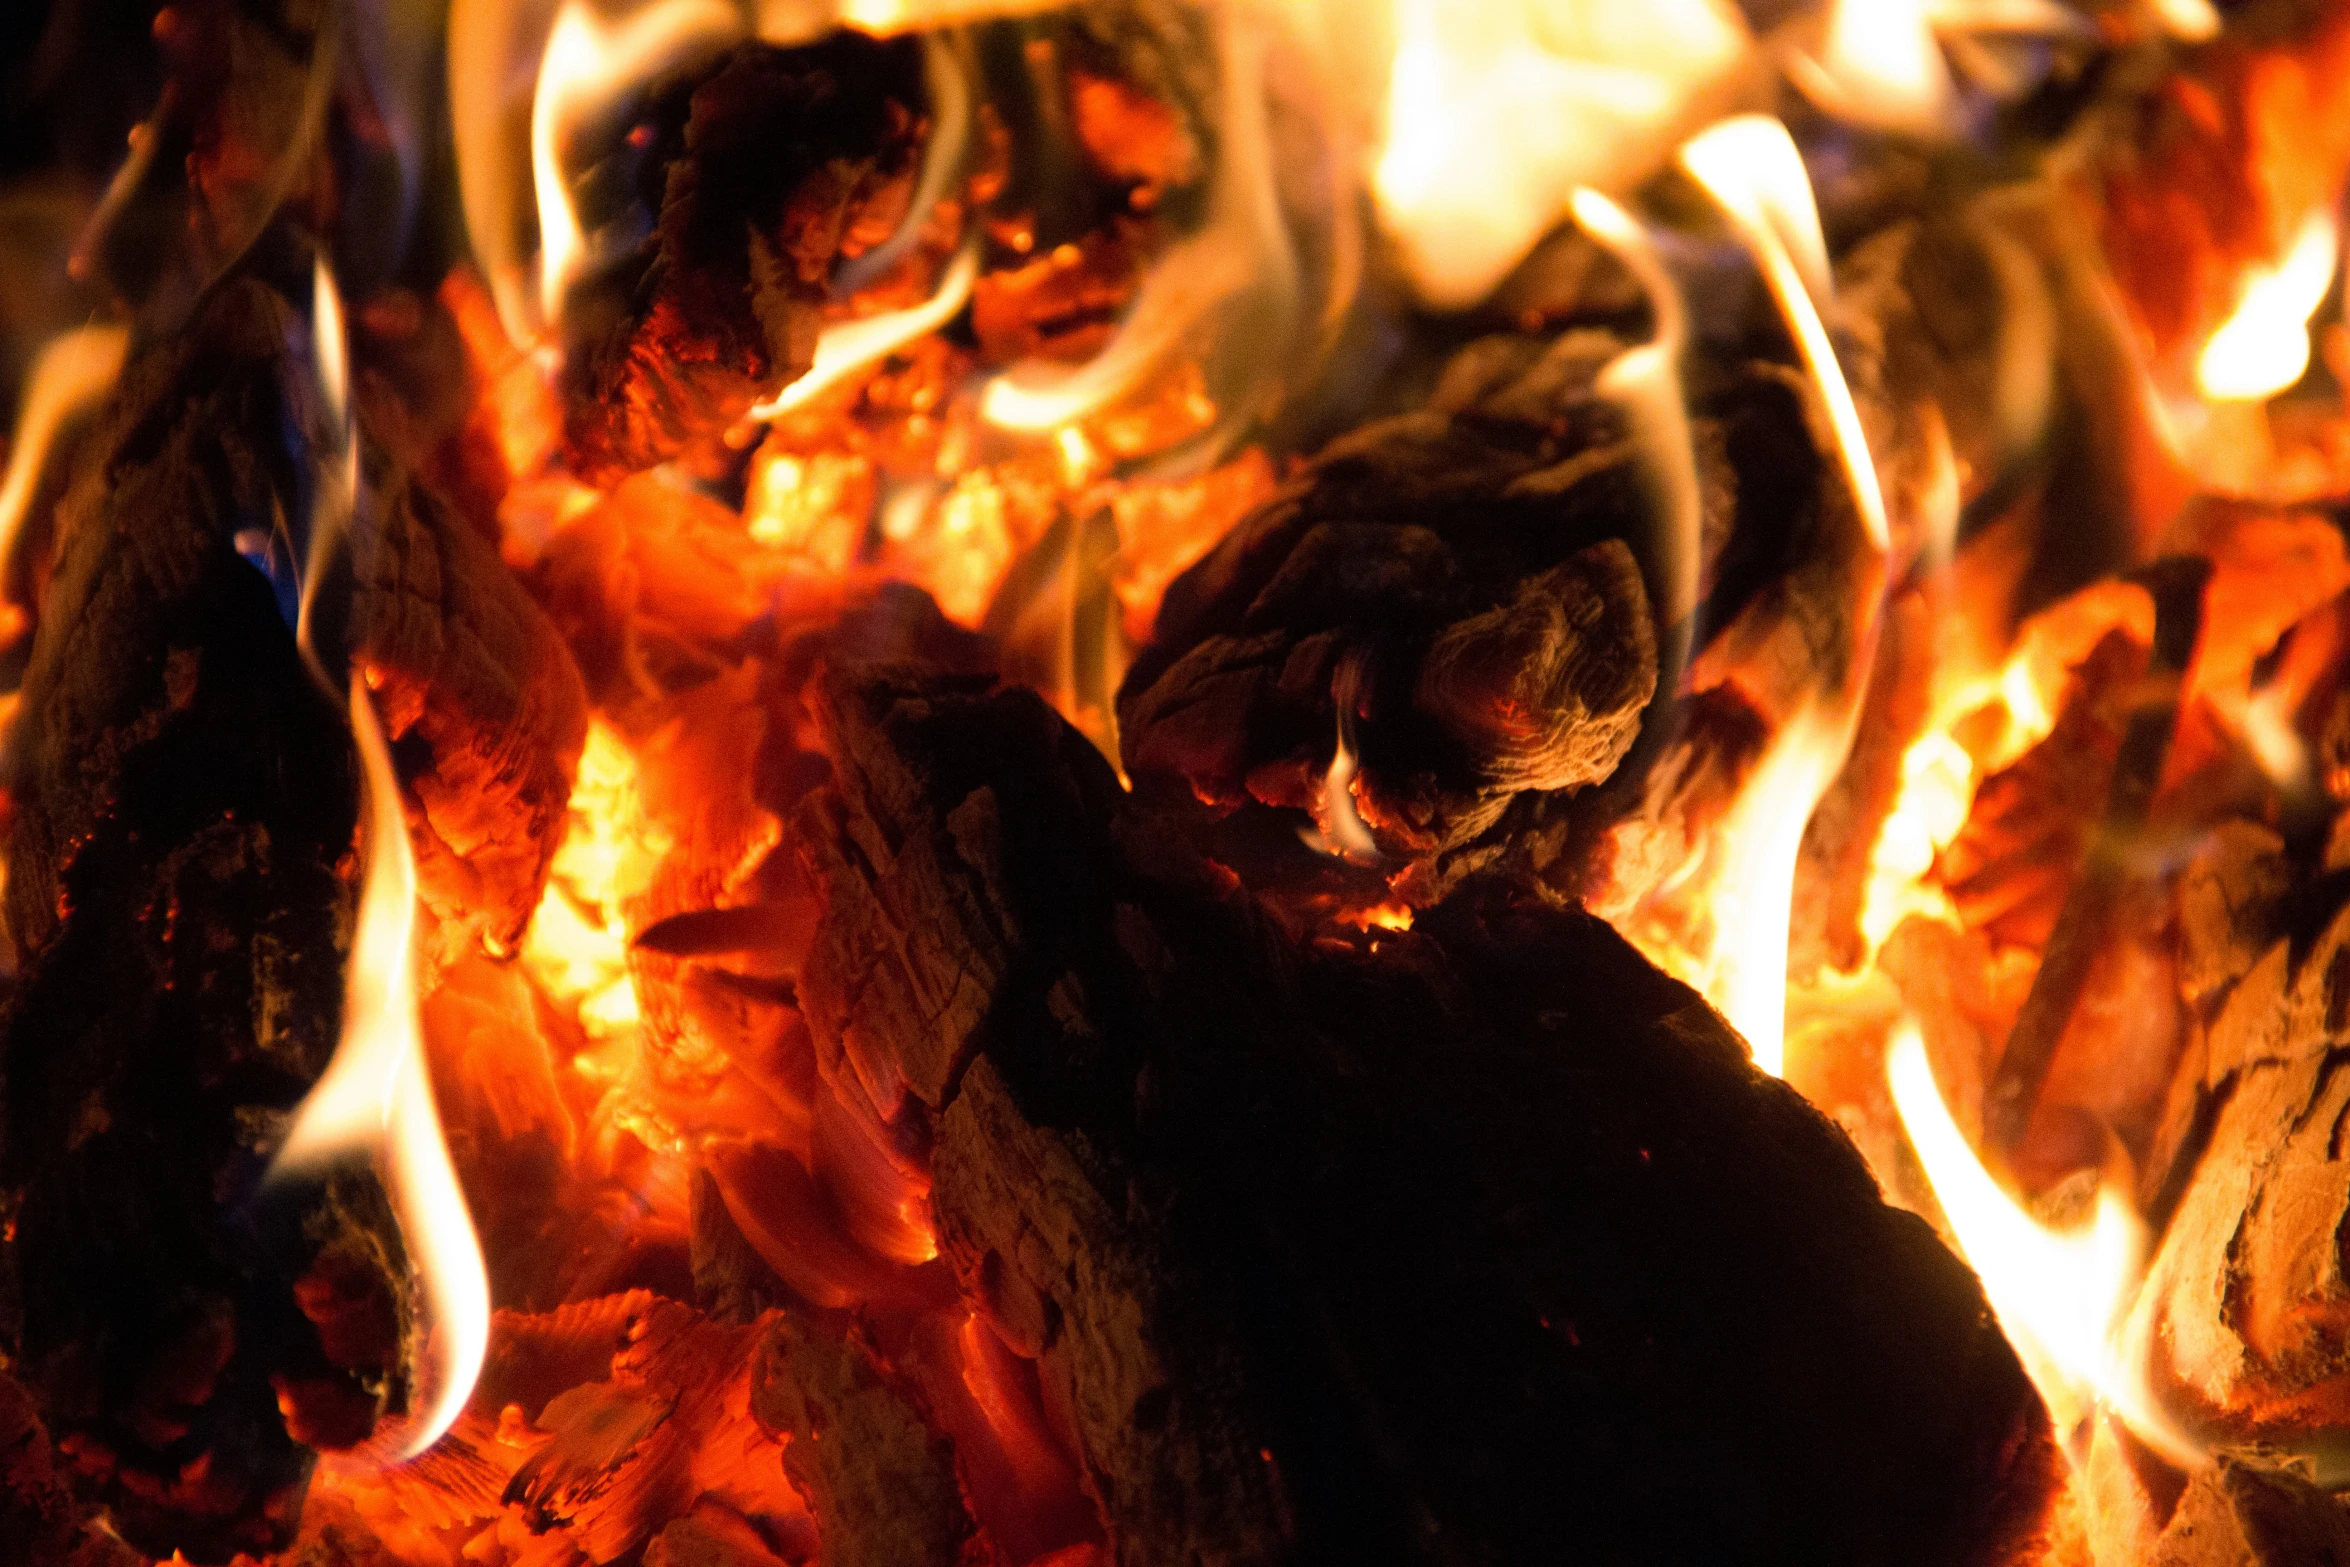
xmin=275 ymin=681 xmax=492 ymax=1459
xmin=0 ymin=326 xmax=129 ymax=640
xmin=1671 ymin=116 xmax=1891 ymax=1073
xmin=2195 ymin=210 xmax=2340 ymax=403
xmin=531 ymin=0 xmax=741 ymax=334
xmin=1888 ymin=1024 xmax=2200 ymax=1467
xmin=273 ymin=256 xmax=489 ymax=1459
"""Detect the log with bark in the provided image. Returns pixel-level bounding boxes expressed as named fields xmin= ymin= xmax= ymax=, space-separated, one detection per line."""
xmin=0 ymin=280 xmax=397 ymax=1561
xmin=787 ymin=662 xmax=2062 ymax=1565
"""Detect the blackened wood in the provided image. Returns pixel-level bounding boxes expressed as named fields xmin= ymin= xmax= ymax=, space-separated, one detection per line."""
xmin=559 ymin=39 xmax=927 ymax=485
xmin=0 ymin=280 xmax=385 ymax=1562
xmin=796 ymin=665 xmax=2064 ymax=1567
xmin=347 ymin=459 xmax=588 ymax=956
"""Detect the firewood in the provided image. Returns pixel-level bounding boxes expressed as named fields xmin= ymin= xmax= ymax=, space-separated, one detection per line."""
xmin=2136 ymin=883 xmax=2350 ymax=1443
xmin=347 ymin=461 xmax=587 ymax=958
xmin=793 ymin=664 xmax=2064 ymax=1566
xmin=1984 ymin=559 xmax=2210 ymax=1156
xmin=559 ymin=39 xmax=929 ymax=485
xmin=750 ymin=1313 xmax=982 ymax=1567
xmin=0 ymin=281 xmax=422 ymax=1563
xmin=1115 ymin=326 xmax=1730 ymax=904
xmin=2146 ymin=1457 xmax=2350 ymax=1567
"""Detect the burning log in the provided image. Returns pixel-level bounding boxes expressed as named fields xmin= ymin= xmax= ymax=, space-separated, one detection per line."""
xmin=558 ymin=38 xmax=930 ymax=484
xmin=346 ymin=463 xmax=588 ymax=958
xmin=792 ymin=665 xmax=2061 ymax=1564
xmin=0 ymin=281 xmax=395 ymax=1561
xmin=1115 ymin=326 xmax=1725 ymax=903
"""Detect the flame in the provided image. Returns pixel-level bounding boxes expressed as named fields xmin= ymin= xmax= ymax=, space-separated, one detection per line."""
xmin=1888 ymin=1024 xmax=2200 ymax=1466
xmin=273 ymin=679 xmax=491 ymax=1459
xmin=1787 ymin=0 xmax=1951 ymax=135
xmin=1668 ymin=115 xmax=1892 ymax=1072
xmin=1306 ymin=650 xmax=1380 ymax=863
xmin=531 ymin=0 xmax=742 ymax=334
xmin=752 ymin=234 xmax=981 ymax=419
xmin=2194 ymin=211 xmax=2340 ymax=403
xmin=1681 ymin=115 xmax=1889 ymax=555
xmin=1372 ymin=0 xmax=1748 ymax=309
xmin=0 ymin=325 xmax=129 ymax=640
xmin=276 ymin=255 xmax=488 ymax=1459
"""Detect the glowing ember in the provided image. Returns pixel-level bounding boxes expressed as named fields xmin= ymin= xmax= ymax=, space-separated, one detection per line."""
xmin=2195 ymin=210 xmax=2340 ymax=402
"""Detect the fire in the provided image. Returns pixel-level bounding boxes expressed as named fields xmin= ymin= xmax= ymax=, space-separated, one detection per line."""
xmin=1888 ymin=1024 xmax=2200 ymax=1467
xmin=1664 ymin=115 xmax=1892 ymax=1073
xmin=0 ymin=326 xmax=127 ymax=644
xmin=751 ymin=235 xmax=982 ymax=419
xmin=530 ymin=0 xmax=742 ymax=334
xmin=2194 ymin=210 xmax=2340 ymax=402
xmin=272 ymin=679 xmax=491 ymax=1459
xmin=1372 ymin=0 xmax=1749 ymax=309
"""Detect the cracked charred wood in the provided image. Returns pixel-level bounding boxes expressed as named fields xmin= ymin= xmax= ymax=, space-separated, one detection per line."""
xmin=749 ymin=1314 xmax=982 ymax=1567
xmin=558 ymin=38 xmax=928 ymax=485
xmin=0 ymin=280 xmax=401 ymax=1563
xmin=346 ymin=457 xmax=588 ymax=958
xmin=1111 ymin=326 xmax=1786 ymax=905
xmin=793 ymin=665 xmax=2063 ymax=1567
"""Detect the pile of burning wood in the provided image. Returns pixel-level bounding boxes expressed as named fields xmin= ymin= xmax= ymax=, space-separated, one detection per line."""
xmin=9 ymin=0 xmax=2350 ymax=1563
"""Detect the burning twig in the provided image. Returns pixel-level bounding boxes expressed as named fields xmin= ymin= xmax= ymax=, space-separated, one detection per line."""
xmin=1981 ymin=555 xmax=2211 ymax=1158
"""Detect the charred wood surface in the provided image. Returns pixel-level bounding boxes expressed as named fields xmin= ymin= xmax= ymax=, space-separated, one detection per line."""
xmin=559 ymin=39 xmax=927 ymax=485
xmin=347 ymin=462 xmax=588 ymax=956
xmin=0 ymin=282 xmax=387 ymax=1562
xmin=1113 ymin=326 xmax=1847 ymax=906
xmin=794 ymin=665 xmax=2062 ymax=1567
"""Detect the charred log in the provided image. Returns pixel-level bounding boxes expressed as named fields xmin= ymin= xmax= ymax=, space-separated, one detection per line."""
xmin=558 ymin=39 xmax=928 ymax=485
xmin=793 ymin=664 xmax=2062 ymax=1566
xmin=0 ymin=281 xmax=391 ymax=1561
xmin=347 ymin=461 xmax=588 ymax=957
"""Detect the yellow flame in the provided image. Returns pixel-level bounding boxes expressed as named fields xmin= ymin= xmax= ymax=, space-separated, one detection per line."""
xmin=752 ymin=234 xmax=980 ymax=419
xmin=1888 ymin=1024 xmax=2200 ymax=1466
xmin=1787 ymin=0 xmax=1951 ymax=135
xmin=1681 ymin=116 xmax=1887 ymax=554
xmin=2196 ymin=211 xmax=2340 ymax=403
xmin=274 ymin=680 xmax=490 ymax=1459
xmin=532 ymin=0 xmax=741 ymax=333
xmin=1372 ymin=0 xmax=1748 ymax=309
xmin=1670 ymin=115 xmax=1893 ymax=1072
xmin=0 ymin=325 xmax=129 ymax=634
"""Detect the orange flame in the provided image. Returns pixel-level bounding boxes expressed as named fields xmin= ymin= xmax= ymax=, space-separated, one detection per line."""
xmin=2194 ymin=210 xmax=2340 ymax=403
xmin=1888 ymin=1024 xmax=2200 ymax=1467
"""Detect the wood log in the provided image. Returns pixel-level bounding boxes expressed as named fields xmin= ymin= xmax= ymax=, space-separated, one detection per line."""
xmin=558 ymin=39 xmax=928 ymax=485
xmin=794 ymin=664 xmax=2063 ymax=1566
xmin=0 ymin=280 xmax=393 ymax=1562
xmin=348 ymin=461 xmax=588 ymax=958
xmin=1116 ymin=327 xmax=1725 ymax=905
